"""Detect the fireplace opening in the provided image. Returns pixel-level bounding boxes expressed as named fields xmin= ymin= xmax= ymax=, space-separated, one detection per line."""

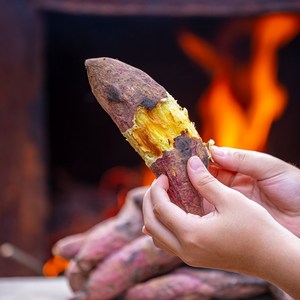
xmin=1 ymin=3 xmax=299 ymax=277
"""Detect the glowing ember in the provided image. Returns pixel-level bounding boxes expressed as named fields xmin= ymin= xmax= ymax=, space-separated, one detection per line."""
xmin=179 ymin=13 xmax=300 ymax=151
xmin=43 ymin=255 xmax=69 ymax=277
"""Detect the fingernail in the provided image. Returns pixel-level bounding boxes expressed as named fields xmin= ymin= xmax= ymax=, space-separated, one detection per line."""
xmin=189 ymin=156 xmax=203 ymax=171
xmin=212 ymin=146 xmax=225 ymax=157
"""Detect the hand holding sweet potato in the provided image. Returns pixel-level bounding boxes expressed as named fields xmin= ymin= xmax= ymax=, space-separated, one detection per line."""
xmin=143 ymin=148 xmax=300 ymax=299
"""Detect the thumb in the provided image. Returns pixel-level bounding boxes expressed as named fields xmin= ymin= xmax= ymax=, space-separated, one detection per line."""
xmin=187 ymin=156 xmax=233 ymax=210
xmin=211 ymin=146 xmax=286 ymax=181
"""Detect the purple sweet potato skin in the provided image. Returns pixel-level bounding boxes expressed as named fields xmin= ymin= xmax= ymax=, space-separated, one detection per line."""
xmin=85 ymin=57 xmax=166 ymax=133
xmin=124 ymin=267 xmax=269 ymax=300
xmin=124 ymin=272 xmax=212 ymax=300
xmin=84 ymin=236 xmax=182 ymax=300
xmin=53 ymin=187 xmax=146 ymax=292
xmin=150 ymin=134 xmax=209 ymax=215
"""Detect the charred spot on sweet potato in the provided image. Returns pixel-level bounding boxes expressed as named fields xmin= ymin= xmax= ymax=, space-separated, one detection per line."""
xmin=173 ymin=133 xmax=194 ymax=160
xmin=139 ymin=97 xmax=157 ymax=110
xmin=106 ymin=84 xmax=122 ymax=103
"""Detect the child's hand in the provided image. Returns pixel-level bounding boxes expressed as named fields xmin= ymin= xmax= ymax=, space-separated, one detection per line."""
xmin=143 ymin=156 xmax=284 ymax=275
xmin=143 ymin=152 xmax=300 ymax=299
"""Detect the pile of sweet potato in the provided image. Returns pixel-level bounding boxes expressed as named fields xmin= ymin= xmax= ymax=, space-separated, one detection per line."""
xmin=53 ymin=187 xmax=291 ymax=300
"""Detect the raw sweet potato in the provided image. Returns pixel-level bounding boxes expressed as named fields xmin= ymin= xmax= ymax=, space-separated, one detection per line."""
xmin=85 ymin=57 xmax=211 ymax=215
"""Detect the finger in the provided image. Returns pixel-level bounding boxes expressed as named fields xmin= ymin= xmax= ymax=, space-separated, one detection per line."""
xmin=145 ymin=176 xmax=209 ymax=247
xmin=208 ymin=163 xmax=238 ymax=188
xmin=151 ymin=237 xmax=178 ymax=256
xmin=211 ymin=146 xmax=288 ymax=181
xmin=187 ymin=156 xmax=233 ymax=210
xmin=143 ymin=176 xmax=182 ymax=252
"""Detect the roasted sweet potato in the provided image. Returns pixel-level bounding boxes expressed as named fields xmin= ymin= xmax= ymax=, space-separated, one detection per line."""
xmin=123 ymin=267 xmax=269 ymax=300
xmin=85 ymin=57 xmax=211 ymax=215
xmin=73 ymin=236 xmax=182 ymax=300
xmin=52 ymin=187 xmax=146 ymax=291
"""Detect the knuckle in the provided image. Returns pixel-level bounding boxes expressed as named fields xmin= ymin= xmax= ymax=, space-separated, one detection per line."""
xmin=232 ymin=151 xmax=247 ymax=171
xmin=195 ymin=173 xmax=216 ymax=189
xmin=152 ymin=239 xmax=161 ymax=249
xmin=152 ymin=201 xmax=167 ymax=219
xmin=152 ymin=202 xmax=161 ymax=217
xmin=181 ymin=230 xmax=197 ymax=250
xmin=233 ymin=150 xmax=247 ymax=163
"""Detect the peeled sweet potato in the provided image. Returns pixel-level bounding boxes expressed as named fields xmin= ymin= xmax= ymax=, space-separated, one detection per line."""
xmin=85 ymin=57 xmax=211 ymax=215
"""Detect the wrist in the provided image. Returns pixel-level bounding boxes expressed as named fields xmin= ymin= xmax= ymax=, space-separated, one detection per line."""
xmin=252 ymin=221 xmax=300 ymax=298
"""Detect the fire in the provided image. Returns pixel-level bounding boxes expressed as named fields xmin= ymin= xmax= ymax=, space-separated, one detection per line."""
xmin=178 ymin=13 xmax=300 ymax=151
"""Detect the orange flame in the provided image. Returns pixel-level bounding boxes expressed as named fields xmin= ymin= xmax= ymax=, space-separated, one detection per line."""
xmin=179 ymin=14 xmax=300 ymax=151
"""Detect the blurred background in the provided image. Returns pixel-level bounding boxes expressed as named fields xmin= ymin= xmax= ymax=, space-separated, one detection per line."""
xmin=0 ymin=0 xmax=299 ymax=277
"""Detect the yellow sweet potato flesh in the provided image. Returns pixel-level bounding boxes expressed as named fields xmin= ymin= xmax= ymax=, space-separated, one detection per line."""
xmin=123 ymin=93 xmax=200 ymax=167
